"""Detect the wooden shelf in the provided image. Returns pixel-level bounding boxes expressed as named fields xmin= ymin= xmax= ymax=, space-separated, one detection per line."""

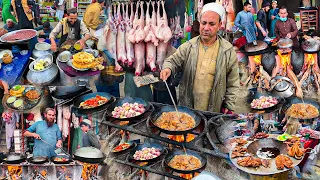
xmin=300 ymin=9 xmax=318 ymax=33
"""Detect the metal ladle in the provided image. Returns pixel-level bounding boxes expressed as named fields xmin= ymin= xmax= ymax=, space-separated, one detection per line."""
xmin=39 ymin=138 xmax=70 ymax=155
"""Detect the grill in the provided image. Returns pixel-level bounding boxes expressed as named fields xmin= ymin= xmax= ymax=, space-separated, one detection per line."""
xmin=103 ymin=102 xmax=236 ymax=179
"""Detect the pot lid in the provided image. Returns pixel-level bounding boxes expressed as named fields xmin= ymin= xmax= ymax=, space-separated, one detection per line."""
xmin=32 ymin=49 xmax=50 ymax=58
xmin=244 ymin=40 xmax=268 ymax=52
xmin=301 ymin=38 xmax=320 ymax=52
xmin=74 ymin=147 xmax=104 ymax=159
xmin=274 ymin=81 xmax=290 ymax=92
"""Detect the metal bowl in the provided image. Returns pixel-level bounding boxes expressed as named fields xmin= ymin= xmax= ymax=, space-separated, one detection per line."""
xmin=29 ymin=54 xmax=53 ymax=72
xmin=57 ymin=51 xmax=72 ymax=63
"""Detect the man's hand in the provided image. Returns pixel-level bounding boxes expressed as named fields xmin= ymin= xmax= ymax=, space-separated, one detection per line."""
xmin=286 ymin=33 xmax=292 ymax=38
xmin=51 ymin=43 xmax=57 ymax=52
xmin=11 ymin=12 xmax=15 ymax=16
xmin=27 ymin=9 xmax=32 ymax=14
xmin=39 ymin=32 xmax=45 ymax=35
xmin=33 ymin=133 xmax=41 ymax=139
xmin=160 ymin=68 xmax=171 ymax=81
xmin=256 ymin=32 xmax=258 ymax=36
xmin=262 ymin=30 xmax=267 ymax=37
xmin=76 ymin=39 xmax=86 ymax=49
xmin=271 ymin=15 xmax=275 ymax=20
xmin=16 ymin=123 xmax=19 ymax=128
xmin=56 ymin=141 xmax=62 ymax=148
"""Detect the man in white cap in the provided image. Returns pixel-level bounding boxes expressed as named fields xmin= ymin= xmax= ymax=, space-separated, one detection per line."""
xmin=160 ymin=3 xmax=239 ymax=113
xmin=79 ymin=119 xmax=101 ymax=149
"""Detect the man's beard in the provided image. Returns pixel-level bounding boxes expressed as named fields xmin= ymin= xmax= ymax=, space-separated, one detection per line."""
xmin=68 ymin=21 xmax=76 ymax=27
xmin=47 ymin=119 xmax=54 ymax=127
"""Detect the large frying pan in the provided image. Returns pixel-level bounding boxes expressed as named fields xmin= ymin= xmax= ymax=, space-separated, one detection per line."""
xmin=240 ymin=44 xmax=273 ymax=56
xmin=73 ymin=92 xmax=115 ymax=114
xmin=74 ymin=147 xmax=106 ymax=164
xmin=3 ymin=153 xmax=26 ymax=164
xmin=164 ymin=149 xmax=207 ymax=174
xmin=149 ymin=105 xmax=203 ymax=135
xmin=27 ymin=156 xmax=49 ymax=164
xmin=50 ymin=86 xmax=88 ymax=99
xmin=282 ymin=96 xmax=320 ymax=119
xmin=51 ymin=154 xmax=73 ymax=164
xmin=106 ymin=96 xmax=151 ymax=121
xmin=301 ymin=38 xmax=320 ymax=53
xmin=247 ymin=89 xmax=283 ymax=111
xmin=128 ymin=142 xmax=165 ymax=163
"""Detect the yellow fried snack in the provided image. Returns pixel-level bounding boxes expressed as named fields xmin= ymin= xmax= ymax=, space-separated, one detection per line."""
xmin=73 ymin=52 xmax=95 ymax=64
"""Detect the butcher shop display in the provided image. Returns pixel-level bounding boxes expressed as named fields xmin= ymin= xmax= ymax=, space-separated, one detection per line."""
xmin=0 ymin=29 xmax=37 ymax=43
xmin=250 ymin=96 xmax=278 ymax=109
xmin=99 ymin=0 xmax=187 ymax=75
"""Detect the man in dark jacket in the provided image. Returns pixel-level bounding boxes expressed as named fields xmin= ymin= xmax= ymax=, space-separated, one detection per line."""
xmin=49 ymin=8 xmax=90 ymax=52
xmin=79 ymin=119 xmax=101 ymax=149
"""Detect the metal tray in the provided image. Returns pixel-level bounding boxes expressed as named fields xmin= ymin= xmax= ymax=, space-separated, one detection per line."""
xmin=0 ymin=29 xmax=37 ymax=43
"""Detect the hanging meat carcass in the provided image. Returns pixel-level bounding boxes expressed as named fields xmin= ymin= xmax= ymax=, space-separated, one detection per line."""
xmin=155 ymin=0 xmax=172 ymax=43
xmin=197 ymin=0 xmax=203 ymax=22
xmin=125 ymin=2 xmax=135 ymax=66
xmin=156 ymin=0 xmax=172 ymax=68
xmin=117 ymin=3 xmax=127 ymax=64
xmin=184 ymin=12 xmax=192 ymax=33
xmin=134 ymin=1 xmax=146 ymax=76
xmin=103 ymin=5 xmax=123 ymax=72
xmin=144 ymin=1 xmax=157 ymax=72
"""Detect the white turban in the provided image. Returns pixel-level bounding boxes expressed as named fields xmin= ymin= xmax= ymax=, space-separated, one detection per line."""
xmin=201 ymin=3 xmax=225 ymax=20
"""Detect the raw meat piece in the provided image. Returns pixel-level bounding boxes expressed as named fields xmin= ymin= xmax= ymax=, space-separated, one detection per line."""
xmin=155 ymin=0 xmax=172 ymax=43
xmin=144 ymin=1 xmax=158 ymax=46
xmin=173 ymin=15 xmax=184 ymax=39
xmin=57 ymin=105 xmax=63 ymax=131
xmin=156 ymin=41 xmax=168 ymax=68
xmin=134 ymin=42 xmax=145 ymax=76
xmin=62 ymin=105 xmax=71 ymax=139
xmin=135 ymin=1 xmax=146 ymax=43
xmin=116 ymin=3 xmax=127 ymax=64
xmin=184 ymin=12 xmax=192 ymax=33
xmin=128 ymin=2 xmax=139 ymax=43
xmin=125 ymin=2 xmax=135 ymax=66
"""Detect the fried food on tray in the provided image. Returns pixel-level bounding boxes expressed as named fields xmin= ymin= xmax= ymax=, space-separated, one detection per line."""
xmin=79 ymin=95 xmax=109 ymax=109
xmin=168 ymin=155 xmax=202 ymax=171
xmin=237 ymin=156 xmax=262 ymax=168
xmin=287 ymin=141 xmax=304 ymax=159
xmin=235 ymin=138 xmax=247 ymax=145
xmin=155 ymin=112 xmax=196 ymax=131
xmin=254 ymin=132 xmax=269 ymax=139
xmin=231 ymin=146 xmax=247 ymax=158
xmin=261 ymin=159 xmax=270 ymax=168
xmin=26 ymin=90 xmax=40 ymax=100
xmin=9 ymin=85 xmax=25 ymax=97
xmin=72 ymin=52 xmax=104 ymax=70
xmin=275 ymin=155 xmax=293 ymax=170
xmin=287 ymin=103 xmax=319 ymax=119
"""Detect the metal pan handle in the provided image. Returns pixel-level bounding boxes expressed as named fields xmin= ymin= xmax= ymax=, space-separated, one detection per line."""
xmin=76 ymin=79 xmax=88 ymax=87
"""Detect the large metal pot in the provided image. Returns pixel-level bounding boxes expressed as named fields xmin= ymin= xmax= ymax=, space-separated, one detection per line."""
xmin=73 ymin=147 xmax=105 ymax=164
xmin=27 ymin=54 xmax=58 ymax=86
xmin=277 ymin=38 xmax=293 ymax=49
xmin=301 ymin=38 xmax=320 ymax=53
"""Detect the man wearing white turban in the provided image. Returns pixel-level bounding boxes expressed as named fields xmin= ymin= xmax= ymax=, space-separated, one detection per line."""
xmin=160 ymin=3 xmax=239 ymax=113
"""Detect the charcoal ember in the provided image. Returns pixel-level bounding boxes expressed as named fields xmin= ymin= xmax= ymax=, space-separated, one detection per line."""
xmin=261 ymin=52 xmax=276 ymax=75
xmin=291 ymin=50 xmax=304 ymax=75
